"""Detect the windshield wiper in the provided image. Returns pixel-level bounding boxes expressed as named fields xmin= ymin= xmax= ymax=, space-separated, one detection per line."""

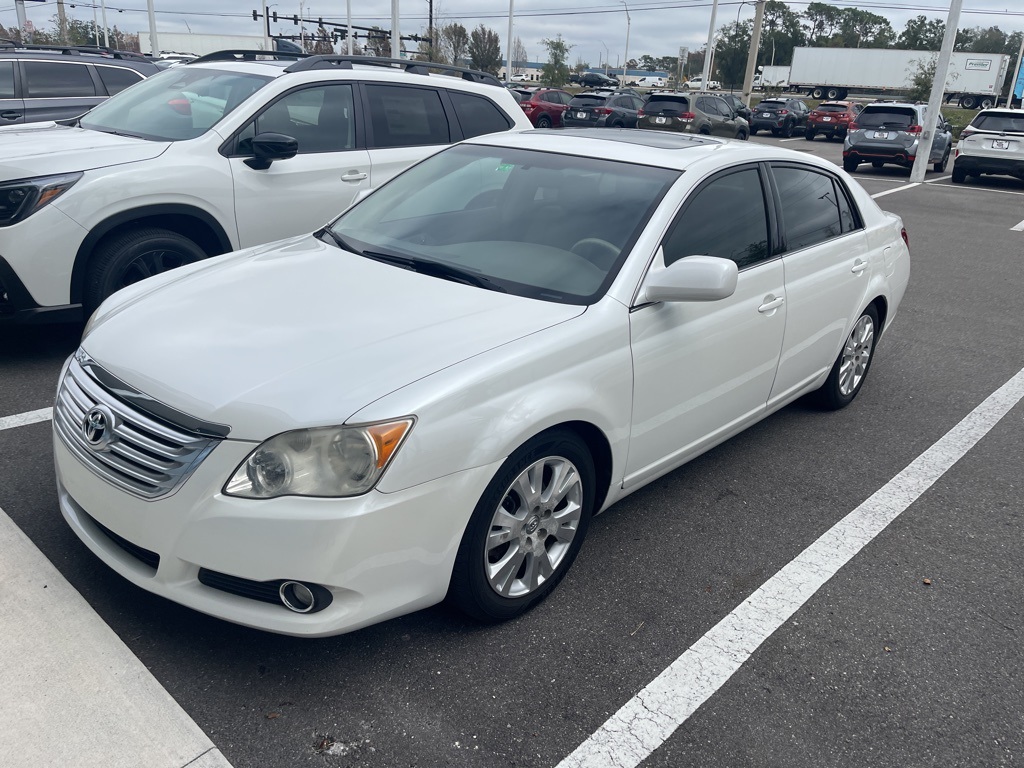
xmin=362 ymin=250 xmax=506 ymax=293
xmin=317 ymin=227 xmax=362 ymax=255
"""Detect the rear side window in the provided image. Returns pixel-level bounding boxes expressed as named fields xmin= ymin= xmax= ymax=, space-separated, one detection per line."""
xmin=663 ymin=167 xmax=770 ymax=269
xmin=972 ymin=113 xmax=1024 ymax=133
xmin=97 ymin=66 xmax=144 ymax=96
xmin=365 ymin=84 xmax=449 ymax=148
xmin=24 ymin=61 xmax=96 ymax=97
xmin=449 ymin=91 xmax=512 ymax=138
xmin=773 ymin=166 xmax=843 ymax=251
xmin=0 ymin=61 xmax=13 ymax=99
xmin=858 ymin=107 xmax=915 ymax=129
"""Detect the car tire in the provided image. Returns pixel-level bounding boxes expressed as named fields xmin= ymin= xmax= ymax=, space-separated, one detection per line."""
xmin=85 ymin=227 xmax=208 ymax=311
xmin=782 ymin=121 xmax=794 ymax=138
xmin=951 ymin=166 xmax=967 ymax=183
xmin=933 ymin=147 xmax=950 ymax=173
xmin=805 ymin=128 xmax=816 ymax=141
xmin=447 ymin=429 xmax=596 ymax=623
xmin=536 ymin=115 xmax=552 ymax=129
xmin=699 ymin=125 xmax=711 ymax=135
xmin=771 ymin=127 xmax=780 ymax=136
xmin=810 ymin=305 xmax=879 ymax=410
xmin=980 ymin=97 xmax=995 ymax=109
xmin=736 ymin=130 xmax=748 ymax=141
xmin=843 ymin=157 xmax=859 ymax=173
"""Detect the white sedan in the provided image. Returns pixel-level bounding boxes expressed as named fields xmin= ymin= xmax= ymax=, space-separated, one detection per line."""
xmin=54 ymin=129 xmax=910 ymax=637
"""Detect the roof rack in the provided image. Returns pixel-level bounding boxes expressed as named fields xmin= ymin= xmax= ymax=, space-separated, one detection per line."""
xmin=282 ymin=55 xmax=501 ymax=86
xmin=188 ymin=49 xmax=309 ymax=64
xmin=0 ymin=39 xmax=149 ymax=61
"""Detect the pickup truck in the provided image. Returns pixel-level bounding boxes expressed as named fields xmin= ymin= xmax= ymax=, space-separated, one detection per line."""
xmin=683 ymin=77 xmax=721 ymax=90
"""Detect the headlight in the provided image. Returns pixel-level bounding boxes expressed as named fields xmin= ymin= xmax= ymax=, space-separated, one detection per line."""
xmin=0 ymin=172 xmax=83 ymax=227
xmin=224 ymin=419 xmax=414 ymax=499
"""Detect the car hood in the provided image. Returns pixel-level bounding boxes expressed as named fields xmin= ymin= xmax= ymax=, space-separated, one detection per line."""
xmin=82 ymin=236 xmax=585 ymax=440
xmin=0 ymin=123 xmax=169 ymax=180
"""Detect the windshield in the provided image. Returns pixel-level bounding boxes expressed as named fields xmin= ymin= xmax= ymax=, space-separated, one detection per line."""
xmin=858 ymin=108 xmax=915 ymax=129
xmin=81 ymin=67 xmax=271 ymax=141
xmin=327 ymin=144 xmax=679 ymax=305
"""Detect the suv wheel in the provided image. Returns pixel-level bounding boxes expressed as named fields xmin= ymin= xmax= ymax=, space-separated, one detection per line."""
xmin=536 ymin=115 xmax=552 ymax=129
xmin=951 ymin=166 xmax=968 ymax=184
xmin=85 ymin=227 xmax=208 ymax=310
xmin=805 ymin=128 xmax=816 ymax=141
xmin=843 ymin=157 xmax=859 ymax=173
xmin=781 ymin=121 xmax=794 ymax=138
xmin=933 ymin=147 xmax=950 ymax=173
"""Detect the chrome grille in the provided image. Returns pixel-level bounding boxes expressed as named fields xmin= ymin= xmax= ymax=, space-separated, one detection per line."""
xmin=54 ymin=356 xmax=221 ymax=499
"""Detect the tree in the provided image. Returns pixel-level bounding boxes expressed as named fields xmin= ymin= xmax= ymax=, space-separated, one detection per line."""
xmin=898 ymin=15 xmax=946 ymax=51
xmin=573 ymin=56 xmax=589 ymax=75
xmin=837 ymin=8 xmax=894 ymax=49
xmin=760 ymin=0 xmax=805 ymax=65
xmin=908 ymin=56 xmax=938 ymax=102
xmin=639 ymin=54 xmax=659 ymax=72
xmin=467 ymin=24 xmax=502 ymax=75
xmin=803 ymin=2 xmax=843 ymax=46
xmin=714 ymin=21 xmax=753 ymax=87
xmin=540 ymin=34 xmax=572 ymax=87
xmin=512 ymin=36 xmax=529 ymax=73
xmin=364 ymin=26 xmax=391 ymax=57
xmin=439 ymin=22 xmax=469 ymax=66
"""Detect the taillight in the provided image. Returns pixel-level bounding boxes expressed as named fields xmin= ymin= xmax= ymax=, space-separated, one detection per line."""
xmin=838 ymin=115 xmax=850 ymax=121
xmin=594 ymin=107 xmax=612 ymax=115
xmin=167 ymin=98 xmax=191 ymax=116
xmin=680 ymin=112 xmax=696 ymax=121
xmin=809 ymin=111 xmax=819 ymax=118
xmin=907 ymin=124 xmax=923 ymax=134
xmin=848 ymin=122 xmax=858 ymax=131
xmin=777 ymin=109 xmax=789 ymax=115
xmin=901 ymin=227 xmax=909 ymax=250
xmin=521 ymin=103 xmax=534 ymax=111
xmin=637 ymin=109 xmax=645 ymax=118
xmin=960 ymin=128 xmax=976 ymax=139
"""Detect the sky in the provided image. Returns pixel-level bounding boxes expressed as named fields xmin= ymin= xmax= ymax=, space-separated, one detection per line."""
xmin=3 ymin=0 xmax=1023 ymax=71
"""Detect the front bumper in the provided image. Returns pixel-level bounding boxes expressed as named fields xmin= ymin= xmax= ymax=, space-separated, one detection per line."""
xmin=0 ymin=255 xmax=82 ymax=324
xmin=55 ymin=430 xmax=502 ymax=637
xmin=953 ymin=153 xmax=1024 ymax=178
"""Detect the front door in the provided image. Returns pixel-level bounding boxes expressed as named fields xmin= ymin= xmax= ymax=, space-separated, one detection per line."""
xmin=0 ymin=61 xmax=23 ymax=125
xmin=625 ymin=165 xmax=786 ymax=488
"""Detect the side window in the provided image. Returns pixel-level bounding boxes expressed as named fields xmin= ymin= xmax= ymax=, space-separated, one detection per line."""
xmin=834 ymin=179 xmax=859 ymax=233
xmin=662 ymin=167 xmax=770 ymax=269
xmin=365 ymin=85 xmax=449 ymax=148
xmin=0 ymin=61 xmax=14 ymax=99
xmin=713 ymin=98 xmax=731 ymax=117
xmin=23 ymin=61 xmax=96 ymax=97
xmin=695 ymin=97 xmax=707 ymax=113
xmin=251 ymin=84 xmax=355 ymax=154
xmin=558 ymin=91 xmax=573 ymax=105
xmin=448 ymin=91 xmax=512 ymax=138
xmin=631 ymin=96 xmax=644 ymax=110
xmin=96 ymin=66 xmax=144 ymax=96
xmin=773 ymin=166 xmax=843 ymax=251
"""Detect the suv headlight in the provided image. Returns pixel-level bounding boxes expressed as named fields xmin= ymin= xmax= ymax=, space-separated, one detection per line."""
xmin=0 ymin=172 xmax=83 ymax=227
xmin=224 ymin=419 xmax=414 ymax=499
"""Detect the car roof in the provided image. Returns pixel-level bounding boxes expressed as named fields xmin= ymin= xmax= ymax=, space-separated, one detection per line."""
xmin=465 ymin=128 xmax=848 ymax=175
xmin=0 ymin=49 xmax=158 ymax=71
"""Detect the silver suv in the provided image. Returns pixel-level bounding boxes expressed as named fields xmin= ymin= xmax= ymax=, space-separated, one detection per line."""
xmin=951 ymin=108 xmax=1024 ymax=185
xmin=843 ymin=102 xmax=952 ymax=174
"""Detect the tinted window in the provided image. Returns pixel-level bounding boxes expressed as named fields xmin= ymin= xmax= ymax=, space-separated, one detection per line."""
xmin=663 ymin=167 xmax=770 ymax=269
xmin=858 ymin=107 xmax=915 ymax=129
xmin=757 ymin=101 xmax=785 ymax=112
xmin=96 ymin=66 xmax=144 ymax=96
xmin=711 ymin=98 xmax=731 ymax=116
xmin=365 ymin=85 xmax=449 ymax=148
xmin=569 ymin=95 xmax=607 ymax=107
xmin=248 ymin=84 xmax=355 ymax=153
xmin=0 ymin=61 xmax=13 ymax=99
xmin=449 ymin=91 xmax=512 ymax=138
xmin=24 ymin=61 xmax=96 ymax=97
xmin=973 ymin=113 xmax=1024 ymax=133
xmin=646 ymin=96 xmax=690 ymax=114
xmin=818 ymin=104 xmax=848 ymax=113
xmin=835 ymin=180 xmax=858 ymax=234
xmin=774 ymin=166 xmax=843 ymax=251
xmin=557 ymin=91 xmax=573 ymax=105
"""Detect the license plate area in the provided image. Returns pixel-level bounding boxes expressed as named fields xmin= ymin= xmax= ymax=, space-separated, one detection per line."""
xmin=576 ymin=111 xmax=587 ymax=119
xmin=873 ymin=131 xmax=889 ymax=139
xmin=993 ymin=139 xmax=1010 ymax=150
xmin=655 ymin=116 xmax=667 ymax=124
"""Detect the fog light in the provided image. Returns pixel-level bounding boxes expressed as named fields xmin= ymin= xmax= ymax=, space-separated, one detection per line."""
xmin=279 ymin=581 xmax=316 ymax=613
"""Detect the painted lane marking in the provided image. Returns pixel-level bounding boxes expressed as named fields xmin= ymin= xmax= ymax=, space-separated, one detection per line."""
xmin=779 ymin=137 xmax=804 ymax=142
xmin=1010 ymin=218 xmax=1024 ymax=232
xmin=0 ymin=407 xmax=53 ymax=432
xmin=871 ymin=182 xmax=920 ymax=199
xmin=925 ymin=175 xmax=953 ymax=183
xmin=557 ymin=366 xmax=1024 ymax=768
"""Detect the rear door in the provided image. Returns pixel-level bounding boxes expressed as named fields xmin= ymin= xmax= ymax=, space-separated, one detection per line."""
xmin=0 ymin=60 xmax=23 ymax=125
xmin=21 ymin=60 xmax=101 ymax=122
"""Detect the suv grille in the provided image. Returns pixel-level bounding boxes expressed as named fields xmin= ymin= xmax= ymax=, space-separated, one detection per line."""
xmin=54 ymin=356 xmax=220 ymax=499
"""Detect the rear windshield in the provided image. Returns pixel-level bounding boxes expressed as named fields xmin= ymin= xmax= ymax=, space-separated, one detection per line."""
xmin=757 ymin=101 xmax=785 ymax=111
xmin=645 ymin=97 xmax=691 ymax=113
xmin=858 ymin=107 xmax=916 ymax=129
xmin=972 ymin=113 xmax=1024 ymax=133
xmin=818 ymin=104 xmax=848 ymax=113
xmin=570 ymin=95 xmax=607 ymax=107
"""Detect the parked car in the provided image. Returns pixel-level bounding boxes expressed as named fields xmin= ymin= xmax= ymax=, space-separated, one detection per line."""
xmin=563 ymin=91 xmax=644 ymax=128
xmin=716 ymin=92 xmax=753 ymax=123
xmin=805 ymin=100 xmax=862 ymax=141
xmin=951 ymin=108 xmax=1024 ymax=184
xmin=683 ymin=76 xmax=720 ymax=91
xmin=637 ymin=92 xmax=748 ymax=139
xmin=843 ymin=102 xmax=952 ymax=174
xmin=750 ymin=97 xmax=810 ymax=137
xmin=54 ymin=130 xmax=909 ymax=636
xmin=0 ymin=52 xmax=531 ymax=324
xmin=516 ymin=87 xmax=572 ymax=128
xmin=510 ymin=72 xmax=533 ymax=83
xmin=0 ymin=42 xmax=160 ymax=124
xmin=635 ymin=76 xmax=667 ymax=89
xmin=574 ymin=71 xmax=619 ymax=88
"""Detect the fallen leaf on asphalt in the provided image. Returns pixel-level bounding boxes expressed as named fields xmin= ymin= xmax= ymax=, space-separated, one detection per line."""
xmin=884 ymin=647 xmax=892 ymax=652
xmin=923 ymin=578 xmax=932 ymax=585
xmin=266 ymin=713 xmax=280 ymax=719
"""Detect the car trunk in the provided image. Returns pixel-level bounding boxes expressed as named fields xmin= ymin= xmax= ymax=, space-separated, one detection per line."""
xmin=567 ymin=95 xmax=608 ymax=124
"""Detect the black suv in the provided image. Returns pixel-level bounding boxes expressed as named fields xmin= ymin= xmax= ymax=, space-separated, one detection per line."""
xmin=570 ymin=71 xmax=619 ymax=88
xmin=563 ymin=90 xmax=645 ymax=128
xmin=0 ymin=41 xmax=160 ymax=124
xmin=750 ymin=98 xmax=810 ymax=137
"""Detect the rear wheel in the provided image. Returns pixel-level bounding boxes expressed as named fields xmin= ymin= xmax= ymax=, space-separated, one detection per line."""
xmin=960 ymin=94 xmax=978 ymax=110
xmin=951 ymin=166 xmax=968 ymax=183
xmin=536 ymin=115 xmax=552 ymax=129
xmin=825 ymin=87 xmax=840 ymax=100
xmin=980 ymin=96 xmax=995 ymax=109
xmin=447 ymin=430 xmax=596 ymax=622
xmin=736 ymin=129 xmax=748 ymax=141
xmin=805 ymin=128 xmax=816 ymax=141
xmin=843 ymin=157 xmax=859 ymax=173
xmin=811 ymin=87 xmax=824 ymax=99
xmin=933 ymin=147 xmax=950 ymax=173
xmin=810 ymin=305 xmax=879 ymax=410
xmin=85 ymin=227 xmax=207 ymax=311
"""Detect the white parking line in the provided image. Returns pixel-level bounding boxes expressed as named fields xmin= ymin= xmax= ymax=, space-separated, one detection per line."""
xmin=557 ymin=365 xmax=1024 ymax=768
xmin=0 ymin=407 xmax=53 ymax=432
xmin=779 ymin=137 xmax=804 ymax=142
xmin=926 ymin=175 xmax=953 ymax=183
xmin=871 ymin=182 xmax=920 ymax=199
xmin=1011 ymin=218 xmax=1024 ymax=232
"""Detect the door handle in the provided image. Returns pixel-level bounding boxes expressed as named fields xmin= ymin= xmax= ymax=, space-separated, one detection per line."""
xmin=341 ymin=171 xmax=367 ymax=182
xmin=0 ymin=111 xmax=21 ymax=120
xmin=851 ymin=259 xmax=868 ymax=274
xmin=758 ymin=296 xmax=784 ymax=313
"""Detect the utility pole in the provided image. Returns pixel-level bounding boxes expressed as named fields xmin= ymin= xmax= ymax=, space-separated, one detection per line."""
xmin=347 ymin=0 xmax=353 ymax=54
xmin=909 ymin=0 xmax=962 ymax=183
xmin=391 ymin=0 xmax=400 ymax=59
xmin=15 ymin=0 xmax=29 ymax=42
xmin=620 ymin=1 xmax=630 ymax=86
xmin=740 ymin=0 xmax=765 ymax=107
xmin=299 ymin=0 xmax=305 ymax=50
xmin=57 ymin=0 xmax=69 ymax=43
xmin=428 ymin=0 xmax=434 ymax=59
xmin=147 ymin=0 xmax=159 ymax=55
xmin=100 ymin=0 xmax=109 ymax=48
xmin=261 ymin=0 xmax=271 ymax=49
xmin=701 ymin=0 xmax=719 ymax=88
xmin=1009 ymin=33 xmax=1024 ymax=108
xmin=505 ymin=0 xmax=514 ymax=84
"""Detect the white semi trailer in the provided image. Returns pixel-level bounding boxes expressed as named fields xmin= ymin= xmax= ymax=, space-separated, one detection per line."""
xmin=788 ymin=47 xmax=1009 ymax=109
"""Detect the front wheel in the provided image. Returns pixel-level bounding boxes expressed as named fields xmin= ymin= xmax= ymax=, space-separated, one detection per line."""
xmin=736 ymin=130 xmax=748 ymax=141
xmin=447 ymin=430 xmax=596 ymax=622
xmin=810 ymin=305 xmax=879 ymax=410
xmin=85 ymin=227 xmax=208 ymax=311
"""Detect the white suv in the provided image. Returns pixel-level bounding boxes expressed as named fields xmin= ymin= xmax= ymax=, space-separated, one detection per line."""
xmin=0 ymin=52 xmax=530 ymax=324
xmin=951 ymin=108 xmax=1024 ymax=185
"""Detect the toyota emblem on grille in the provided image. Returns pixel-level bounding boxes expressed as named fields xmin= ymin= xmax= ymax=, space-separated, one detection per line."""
xmin=82 ymin=406 xmax=116 ymax=451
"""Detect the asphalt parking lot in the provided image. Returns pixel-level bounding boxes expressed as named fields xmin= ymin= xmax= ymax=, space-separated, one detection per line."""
xmin=2 ymin=131 xmax=1023 ymax=768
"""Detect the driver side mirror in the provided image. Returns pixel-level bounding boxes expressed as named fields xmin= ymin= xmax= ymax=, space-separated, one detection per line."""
xmin=638 ymin=253 xmax=738 ymax=304
xmin=244 ymin=132 xmax=299 ymax=170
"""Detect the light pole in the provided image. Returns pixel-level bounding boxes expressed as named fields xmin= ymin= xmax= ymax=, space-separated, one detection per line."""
xmin=701 ymin=0 xmax=719 ymax=89
xmin=391 ymin=0 xmax=400 ymax=59
xmin=620 ymin=1 xmax=631 ymax=86
xmin=505 ymin=0 xmax=514 ymax=84
xmin=147 ymin=0 xmax=159 ymax=55
xmin=601 ymin=40 xmax=609 ymax=75
xmin=261 ymin=0 xmax=271 ymax=50
xmin=347 ymin=0 xmax=353 ymax=54
xmin=100 ymin=0 xmax=109 ymax=47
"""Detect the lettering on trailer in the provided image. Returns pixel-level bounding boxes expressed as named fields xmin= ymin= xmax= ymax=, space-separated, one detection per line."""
xmin=964 ymin=59 xmax=992 ymax=71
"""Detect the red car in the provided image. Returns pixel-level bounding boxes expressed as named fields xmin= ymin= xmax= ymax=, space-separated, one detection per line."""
xmin=805 ymin=101 xmax=862 ymax=141
xmin=515 ymin=87 xmax=572 ymax=128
